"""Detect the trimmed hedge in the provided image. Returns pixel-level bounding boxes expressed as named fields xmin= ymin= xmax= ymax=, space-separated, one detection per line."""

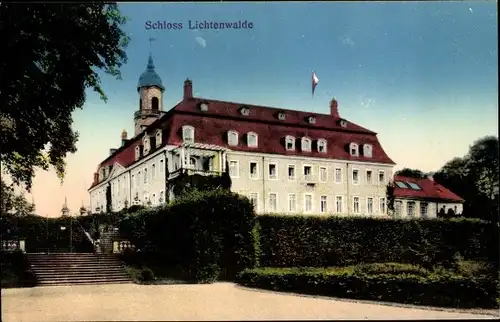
xmin=236 ymin=265 xmax=499 ymax=308
xmin=1 ymin=250 xmax=37 ymax=288
xmin=119 ymin=189 xmax=257 ymax=283
xmin=257 ymin=215 xmax=499 ymax=269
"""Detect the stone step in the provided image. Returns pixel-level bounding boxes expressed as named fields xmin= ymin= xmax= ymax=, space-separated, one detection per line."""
xmin=36 ymin=273 xmax=129 ymax=281
xmin=37 ymin=278 xmax=132 ymax=286
xmin=33 ymin=268 xmax=126 ymax=275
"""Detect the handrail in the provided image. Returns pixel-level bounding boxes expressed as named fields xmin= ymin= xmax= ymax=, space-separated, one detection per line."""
xmin=75 ymin=219 xmax=96 ymax=252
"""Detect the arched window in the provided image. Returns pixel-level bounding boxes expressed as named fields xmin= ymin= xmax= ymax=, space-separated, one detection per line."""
xmin=363 ymin=144 xmax=373 ymax=158
xmin=140 ymin=98 xmax=142 ymax=110
xmin=350 ymin=143 xmax=359 ymax=156
xmin=227 ymin=130 xmax=239 ymax=146
xmin=301 ymin=137 xmax=312 ymax=152
xmin=182 ymin=125 xmax=195 ymax=144
xmin=189 ymin=157 xmax=197 ymax=167
xmin=151 ymin=97 xmax=159 ymax=110
xmin=247 ymin=132 xmax=258 ymax=147
xmin=317 ymin=139 xmax=327 ymax=153
xmin=285 ymin=136 xmax=295 ymax=151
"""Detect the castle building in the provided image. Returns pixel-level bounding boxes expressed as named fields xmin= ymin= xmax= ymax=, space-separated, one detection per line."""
xmin=88 ymin=53 xmax=397 ymax=216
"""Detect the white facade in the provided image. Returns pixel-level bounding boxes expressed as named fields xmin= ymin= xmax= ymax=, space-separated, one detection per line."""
xmin=393 ymin=198 xmax=464 ymax=219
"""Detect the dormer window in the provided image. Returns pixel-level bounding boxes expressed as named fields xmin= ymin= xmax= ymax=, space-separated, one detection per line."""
xmin=317 ymin=139 xmax=327 ymax=153
xmin=308 ymin=116 xmax=316 ymax=124
xmin=135 ymin=145 xmax=140 ymax=160
xmin=301 ymin=137 xmax=312 ymax=152
xmin=227 ymin=130 xmax=239 ymax=146
xmin=363 ymin=144 xmax=373 ymax=158
xmin=155 ymin=129 xmax=162 ymax=147
xmin=247 ymin=132 xmax=258 ymax=147
xmin=240 ymin=106 xmax=250 ymax=116
xmin=182 ymin=125 xmax=195 ymax=144
xmin=143 ymin=134 xmax=150 ymax=155
xmin=350 ymin=143 xmax=359 ymax=157
xmin=285 ymin=135 xmax=295 ymax=151
xmin=339 ymin=119 xmax=347 ymax=127
xmin=278 ymin=112 xmax=286 ymax=120
xmin=199 ymin=102 xmax=209 ymax=112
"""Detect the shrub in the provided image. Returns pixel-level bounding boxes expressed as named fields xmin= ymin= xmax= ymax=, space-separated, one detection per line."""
xmin=139 ymin=267 xmax=155 ymax=282
xmin=119 ymin=188 xmax=257 ymax=283
xmin=236 ymin=266 xmax=498 ymax=308
xmin=1 ymin=250 xmax=37 ymax=288
xmin=257 ymin=214 xmax=499 ymax=268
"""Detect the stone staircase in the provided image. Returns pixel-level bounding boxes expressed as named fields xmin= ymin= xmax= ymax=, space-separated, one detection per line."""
xmin=26 ymin=253 xmax=132 ymax=286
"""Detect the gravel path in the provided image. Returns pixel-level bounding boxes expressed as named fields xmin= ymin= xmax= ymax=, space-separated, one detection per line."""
xmin=2 ymin=282 xmax=498 ymax=321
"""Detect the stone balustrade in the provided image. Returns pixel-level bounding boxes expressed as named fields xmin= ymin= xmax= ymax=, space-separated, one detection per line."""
xmin=113 ymin=240 xmax=135 ymax=254
xmin=1 ymin=240 xmax=26 ymax=252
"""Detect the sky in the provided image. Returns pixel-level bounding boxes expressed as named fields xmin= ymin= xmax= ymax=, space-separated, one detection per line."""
xmin=20 ymin=2 xmax=498 ymax=217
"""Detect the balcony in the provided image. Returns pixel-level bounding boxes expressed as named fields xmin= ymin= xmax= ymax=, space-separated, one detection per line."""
xmin=303 ymin=174 xmax=317 ymax=185
xmin=168 ymin=167 xmax=222 ymax=180
xmin=134 ymin=109 xmax=166 ymax=120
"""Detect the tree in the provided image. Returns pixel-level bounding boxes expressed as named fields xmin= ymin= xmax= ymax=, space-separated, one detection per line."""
xmin=395 ymin=168 xmax=428 ymax=179
xmin=386 ymin=181 xmax=396 ymax=216
xmin=0 ymin=3 xmax=129 ymax=191
xmin=1 ymin=179 xmax=35 ymax=216
xmin=433 ymin=136 xmax=499 ymax=222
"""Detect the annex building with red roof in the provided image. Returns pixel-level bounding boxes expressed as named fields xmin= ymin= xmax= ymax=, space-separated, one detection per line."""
xmin=88 ymin=54 xmax=463 ymax=218
xmin=392 ymin=175 xmax=464 ymax=217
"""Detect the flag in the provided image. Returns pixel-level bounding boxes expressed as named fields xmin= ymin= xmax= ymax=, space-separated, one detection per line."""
xmin=312 ymin=71 xmax=319 ymax=96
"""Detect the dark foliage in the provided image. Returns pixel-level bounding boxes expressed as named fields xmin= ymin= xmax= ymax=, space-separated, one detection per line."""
xmin=105 ymin=184 xmax=112 ymax=214
xmin=395 ymin=168 xmax=429 ymax=179
xmin=256 ymin=215 xmax=499 ymax=269
xmin=1 ymin=250 xmax=37 ymax=288
xmin=237 ymin=265 xmax=498 ymax=309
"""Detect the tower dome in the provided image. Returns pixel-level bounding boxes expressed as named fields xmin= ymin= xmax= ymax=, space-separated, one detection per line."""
xmin=137 ymin=54 xmax=164 ymax=92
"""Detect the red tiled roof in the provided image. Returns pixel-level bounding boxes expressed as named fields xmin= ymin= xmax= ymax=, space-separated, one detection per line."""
xmin=393 ymin=175 xmax=464 ymax=203
xmin=89 ymin=92 xmax=395 ymax=190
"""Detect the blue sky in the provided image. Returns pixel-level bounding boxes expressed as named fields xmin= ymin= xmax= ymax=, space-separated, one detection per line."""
xmin=27 ymin=2 xmax=498 ymax=216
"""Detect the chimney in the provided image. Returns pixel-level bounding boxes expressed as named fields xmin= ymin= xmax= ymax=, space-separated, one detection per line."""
xmin=330 ymin=98 xmax=340 ymax=118
xmin=109 ymin=148 xmax=117 ymax=155
xmin=428 ymin=175 xmax=434 ymax=182
xmin=184 ymin=78 xmax=193 ymax=100
xmin=121 ymin=129 xmax=128 ymax=146
xmin=93 ymin=172 xmax=99 ymax=183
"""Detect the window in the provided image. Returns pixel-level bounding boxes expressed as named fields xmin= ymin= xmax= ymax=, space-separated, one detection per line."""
xmin=352 ymin=169 xmax=359 ymax=184
xmin=269 ymin=193 xmax=277 ymax=212
xmin=189 ymin=157 xmax=196 ymax=168
xmin=303 ymin=165 xmax=312 ymax=180
xmin=249 ymin=161 xmax=258 ymax=179
xmin=160 ymin=159 xmax=164 ymax=173
xmin=335 ymin=168 xmax=342 ymax=183
xmin=319 ymin=167 xmax=327 ymax=182
xmin=367 ymin=197 xmax=373 ymax=214
xmin=285 ymin=136 xmax=295 ymax=150
xmin=350 ymin=143 xmax=359 ymax=156
xmin=135 ymin=146 xmax=140 ymax=160
xmin=288 ymin=165 xmax=296 ymax=180
xmin=249 ymin=193 xmax=258 ymax=211
xmin=420 ymin=202 xmax=428 ymax=218
xmin=117 ymin=180 xmax=120 ymax=196
xmin=227 ymin=131 xmax=238 ymax=146
xmin=152 ymin=194 xmax=156 ymax=205
xmin=407 ymin=201 xmax=416 ymax=217
xmin=320 ymin=196 xmax=327 ymax=213
xmin=395 ymin=181 xmax=408 ymax=188
xmin=288 ymin=194 xmax=296 ymax=212
xmin=182 ymin=125 xmax=195 ymax=144
xmin=394 ymin=201 xmax=402 ymax=217
xmin=155 ymin=130 xmax=162 ymax=147
xmin=131 ymin=175 xmax=135 ymax=188
xmin=152 ymin=164 xmax=156 ymax=180
xmin=301 ymin=137 xmax=312 ymax=152
xmin=379 ymin=198 xmax=386 ymax=214
xmin=229 ymin=160 xmax=239 ymax=178
xmin=268 ymin=163 xmax=277 ymax=180
xmin=247 ymin=132 xmax=258 ymax=147
xmin=304 ymin=194 xmax=313 ymax=212
xmin=378 ymin=171 xmax=385 ymax=184
xmin=353 ymin=197 xmax=360 ymax=213
xmin=317 ymin=139 xmax=327 ymax=153
xmin=159 ymin=191 xmax=164 ymax=203
xmin=366 ymin=170 xmax=373 ymax=185
xmin=336 ymin=196 xmax=343 ymax=213
xmin=143 ymin=137 xmax=150 ymax=155
xmin=144 ymin=168 xmax=148 ymax=184
xmin=151 ymin=97 xmax=159 ymax=110
xmin=363 ymin=144 xmax=372 ymax=157
xmin=407 ymin=182 xmax=421 ymax=190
